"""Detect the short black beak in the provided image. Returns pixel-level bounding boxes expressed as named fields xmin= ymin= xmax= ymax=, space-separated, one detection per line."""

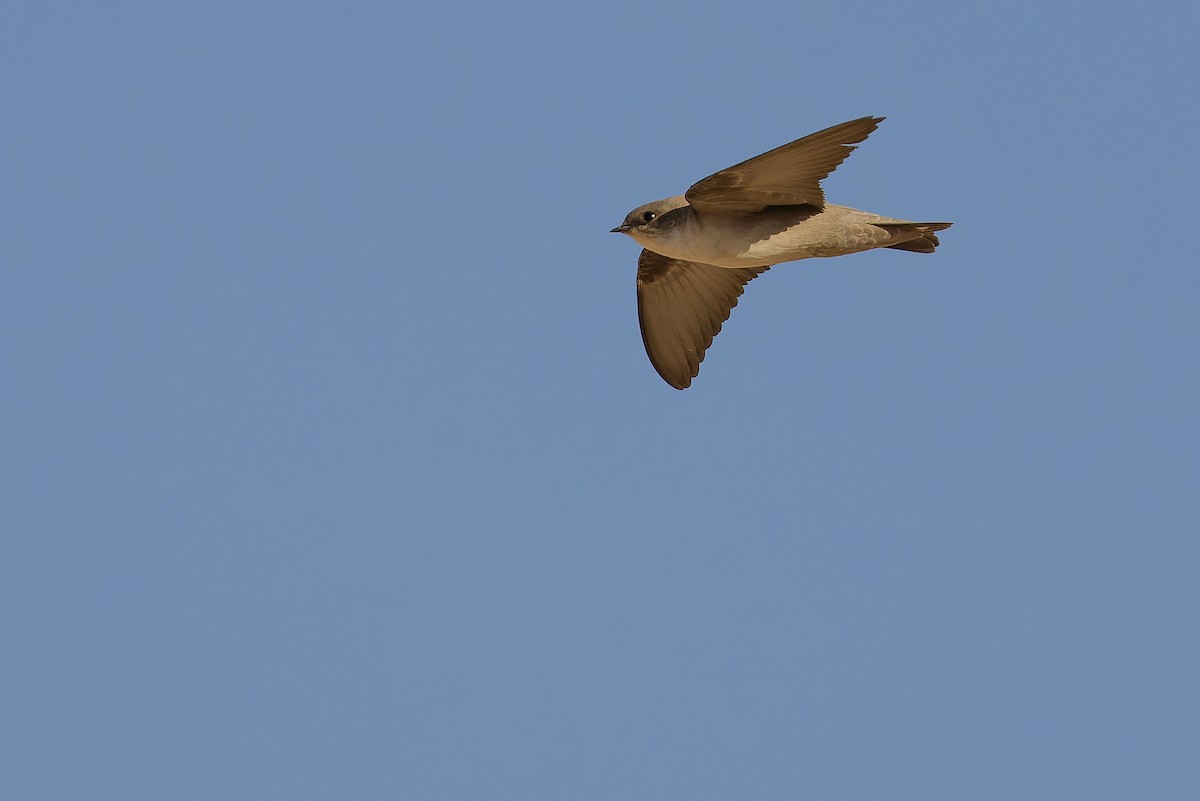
xmin=611 ymin=225 xmax=631 ymax=234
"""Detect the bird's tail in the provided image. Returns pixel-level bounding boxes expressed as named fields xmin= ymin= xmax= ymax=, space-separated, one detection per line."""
xmin=879 ymin=221 xmax=953 ymax=254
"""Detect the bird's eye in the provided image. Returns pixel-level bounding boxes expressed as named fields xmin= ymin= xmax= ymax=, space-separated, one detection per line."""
xmin=641 ymin=211 xmax=656 ymax=222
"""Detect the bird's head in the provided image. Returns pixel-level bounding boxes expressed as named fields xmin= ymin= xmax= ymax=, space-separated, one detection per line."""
xmin=610 ymin=196 xmax=688 ymax=237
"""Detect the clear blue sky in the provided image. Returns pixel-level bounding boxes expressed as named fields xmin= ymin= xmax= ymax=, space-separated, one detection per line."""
xmin=3 ymin=2 xmax=1197 ymax=799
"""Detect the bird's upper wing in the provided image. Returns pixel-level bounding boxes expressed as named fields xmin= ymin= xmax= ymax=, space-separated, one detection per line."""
xmin=684 ymin=116 xmax=883 ymax=214
xmin=636 ymin=249 xmax=769 ymax=389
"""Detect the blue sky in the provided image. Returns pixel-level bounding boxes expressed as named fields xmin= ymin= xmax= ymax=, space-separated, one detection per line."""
xmin=3 ymin=1 xmax=1197 ymax=799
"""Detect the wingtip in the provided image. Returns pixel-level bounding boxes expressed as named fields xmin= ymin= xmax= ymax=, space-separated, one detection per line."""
xmin=659 ymin=371 xmax=692 ymax=390
xmin=650 ymin=373 xmax=691 ymax=390
xmin=840 ymin=115 xmax=885 ymax=145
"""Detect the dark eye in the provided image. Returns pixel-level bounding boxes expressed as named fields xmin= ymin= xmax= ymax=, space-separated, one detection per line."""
xmin=641 ymin=211 xmax=656 ymax=222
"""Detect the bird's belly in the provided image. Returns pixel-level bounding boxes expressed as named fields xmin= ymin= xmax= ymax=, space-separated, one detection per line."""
xmin=682 ymin=219 xmax=831 ymax=268
xmin=650 ymin=237 xmax=779 ymax=268
xmin=706 ymin=207 xmax=904 ymax=266
xmin=646 ymin=217 xmax=811 ymax=268
xmin=735 ymin=230 xmax=827 ymax=265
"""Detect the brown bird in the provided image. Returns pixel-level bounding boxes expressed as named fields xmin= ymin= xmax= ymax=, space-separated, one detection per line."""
xmin=612 ymin=116 xmax=952 ymax=389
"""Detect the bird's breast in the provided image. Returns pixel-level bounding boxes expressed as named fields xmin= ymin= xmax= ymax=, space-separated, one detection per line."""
xmin=646 ymin=208 xmax=822 ymax=267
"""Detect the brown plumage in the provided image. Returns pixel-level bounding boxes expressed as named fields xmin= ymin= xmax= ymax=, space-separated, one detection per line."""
xmin=612 ymin=117 xmax=953 ymax=389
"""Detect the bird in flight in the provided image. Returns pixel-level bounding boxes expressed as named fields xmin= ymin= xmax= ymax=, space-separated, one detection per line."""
xmin=612 ymin=116 xmax=952 ymax=389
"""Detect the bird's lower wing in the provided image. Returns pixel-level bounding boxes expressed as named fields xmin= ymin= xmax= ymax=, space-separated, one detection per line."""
xmin=636 ymin=250 xmax=769 ymax=389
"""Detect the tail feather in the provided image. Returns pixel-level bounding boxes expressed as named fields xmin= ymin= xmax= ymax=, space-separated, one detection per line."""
xmin=877 ymin=222 xmax=953 ymax=254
